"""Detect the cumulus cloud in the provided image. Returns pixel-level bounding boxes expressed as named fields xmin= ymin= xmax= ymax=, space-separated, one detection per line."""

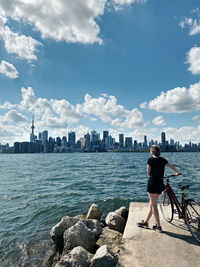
xmin=0 ymin=101 xmax=17 ymax=109
xmin=0 ymin=60 xmax=19 ymax=78
xmin=0 ymin=110 xmax=28 ymax=124
xmin=163 ymin=126 xmax=200 ymax=144
xmin=112 ymin=0 xmax=147 ymax=11
xmin=140 ymin=102 xmax=147 ymax=109
xmin=0 ymin=0 xmax=106 ymax=45
xmin=179 ymin=8 xmax=200 ymax=36
xmin=0 ymin=15 xmax=42 ymax=61
xmin=148 ymin=82 xmax=200 ymax=113
xmin=77 ymin=93 xmax=144 ymax=127
xmin=152 ymin=115 xmax=166 ymax=126
xmin=187 ymin=46 xmax=200 ymax=75
xmin=0 ymin=87 xmax=146 ymax=144
xmin=0 ymin=0 xmax=148 ymax=47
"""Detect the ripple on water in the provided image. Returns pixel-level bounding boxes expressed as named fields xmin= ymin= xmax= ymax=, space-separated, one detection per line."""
xmin=0 ymin=152 xmax=200 ymax=266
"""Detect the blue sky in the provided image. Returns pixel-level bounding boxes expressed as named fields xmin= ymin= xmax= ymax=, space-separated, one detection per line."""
xmin=0 ymin=0 xmax=200 ymax=145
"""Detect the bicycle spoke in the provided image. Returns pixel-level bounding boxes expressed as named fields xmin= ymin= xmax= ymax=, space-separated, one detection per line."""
xmin=185 ymin=200 xmax=200 ymax=244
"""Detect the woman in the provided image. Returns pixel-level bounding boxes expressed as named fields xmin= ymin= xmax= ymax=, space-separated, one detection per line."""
xmin=137 ymin=145 xmax=181 ymax=232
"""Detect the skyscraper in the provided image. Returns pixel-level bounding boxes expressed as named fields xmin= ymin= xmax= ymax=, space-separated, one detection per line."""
xmin=143 ymin=135 xmax=147 ymax=149
xmin=119 ymin=134 xmax=124 ymax=147
xmin=68 ymin=131 xmax=76 ymax=147
xmin=161 ymin=132 xmax=166 ymax=146
xmin=41 ymin=130 xmax=48 ymax=145
xmin=103 ymin=131 xmax=109 ymax=141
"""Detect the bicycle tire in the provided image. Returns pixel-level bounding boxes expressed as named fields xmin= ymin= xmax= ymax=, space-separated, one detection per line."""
xmin=159 ymin=191 xmax=174 ymax=222
xmin=185 ymin=199 xmax=200 ymax=244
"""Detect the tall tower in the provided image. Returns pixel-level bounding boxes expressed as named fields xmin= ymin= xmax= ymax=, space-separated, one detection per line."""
xmin=30 ymin=115 xmax=35 ymax=142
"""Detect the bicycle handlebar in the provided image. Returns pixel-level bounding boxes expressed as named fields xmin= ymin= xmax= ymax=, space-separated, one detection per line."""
xmin=164 ymin=173 xmax=182 ymax=179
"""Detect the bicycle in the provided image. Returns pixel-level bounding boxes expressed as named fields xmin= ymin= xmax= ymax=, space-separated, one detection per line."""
xmin=159 ymin=174 xmax=200 ymax=244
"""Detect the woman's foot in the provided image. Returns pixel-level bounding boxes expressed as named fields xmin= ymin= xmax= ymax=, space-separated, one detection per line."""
xmin=152 ymin=224 xmax=163 ymax=233
xmin=137 ymin=220 xmax=149 ymax=228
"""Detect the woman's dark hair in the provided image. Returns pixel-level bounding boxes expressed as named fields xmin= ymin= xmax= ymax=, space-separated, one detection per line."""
xmin=150 ymin=145 xmax=161 ymax=157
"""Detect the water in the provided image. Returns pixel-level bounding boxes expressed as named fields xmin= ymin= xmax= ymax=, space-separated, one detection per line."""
xmin=0 ymin=152 xmax=199 ymax=266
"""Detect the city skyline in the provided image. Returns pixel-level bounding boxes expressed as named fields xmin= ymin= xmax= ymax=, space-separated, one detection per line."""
xmin=1 ymin=1 xmax=200 ymax=145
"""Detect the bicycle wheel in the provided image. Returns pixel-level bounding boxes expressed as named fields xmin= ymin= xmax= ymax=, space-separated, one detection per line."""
xmin=185 ymin=199 xmax=200 ymax=244
xmin=159 ymin=191 xmax=174 ymax=222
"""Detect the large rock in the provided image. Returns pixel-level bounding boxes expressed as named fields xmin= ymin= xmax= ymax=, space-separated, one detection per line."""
xmin=114 ymin=206 xmax=128 ymax=222
xmin=86 ymin=204 xmax=102 ymax=220
xmin=63 ymin=221 xmax=96 ymax=254
xmin=50 ymin=216 xmax=79 ymax=252
xmin=105 ymin=212 xmax=125 ymax=233
xmin=82 ymin=219 xmax=102 ymax=238
xmin=96 ymin=227 xmax=122 ymax=255
xmin=55 ymin=246 xmax=92 ymax=267
xmin=90 ymin=245 xmax=117 ymax=267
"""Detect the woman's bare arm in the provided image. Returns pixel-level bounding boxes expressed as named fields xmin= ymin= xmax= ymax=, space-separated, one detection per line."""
xmin=166 ymin=162 xmax=181 ymax=176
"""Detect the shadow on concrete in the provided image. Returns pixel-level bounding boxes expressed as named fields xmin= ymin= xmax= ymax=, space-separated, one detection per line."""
xmin=163 ymin=230 xmax=200 ymax=246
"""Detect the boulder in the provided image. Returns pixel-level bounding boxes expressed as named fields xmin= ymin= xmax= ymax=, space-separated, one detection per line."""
xmin=82 ymin=219 xmax=102 ymax=238
xmin=74 ymin=214 xmax=86 ymax=220
xmin=96 ymin=227 xmax=122 ymax=255
xmin=63 ymin=221 xmax=96 ymax=254
xmin=86 ymin=204 xmax=102 ymax=220
xmin=50 ymin=216 xmax=79 ymax=252
xmin=105 ymin=212 xmax=125 ymax=233
xmin=55 ymin=246 xmax=92 ymax=267
xmin=90 ymin=245 xmax=117 ymax=267
xmin=114 ymin=207 xmax=128 ymax=222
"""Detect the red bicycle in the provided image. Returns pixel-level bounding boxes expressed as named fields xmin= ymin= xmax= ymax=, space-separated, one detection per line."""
xmin=159 ymin=174 xmax=200 ymax=244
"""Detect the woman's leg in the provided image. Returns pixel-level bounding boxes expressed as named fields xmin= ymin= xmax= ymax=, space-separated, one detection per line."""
xmin=145 ymin=201 xmax=153 ymax=223
xmin=148 ymin=193 xmax=161 ymax=227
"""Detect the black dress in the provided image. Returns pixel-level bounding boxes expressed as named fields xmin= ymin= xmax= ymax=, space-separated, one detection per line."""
xmin=147 ymin=156 xmax=168 ymax=194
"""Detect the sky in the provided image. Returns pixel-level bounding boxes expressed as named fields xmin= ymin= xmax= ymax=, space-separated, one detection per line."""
xmin=0 ymin=0 xmax=200 ymax=145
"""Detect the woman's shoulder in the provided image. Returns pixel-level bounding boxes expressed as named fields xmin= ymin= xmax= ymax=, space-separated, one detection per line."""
xmin=159 ymin=156 xmax=168 ymax=163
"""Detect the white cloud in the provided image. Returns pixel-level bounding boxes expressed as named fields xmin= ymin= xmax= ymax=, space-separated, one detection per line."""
xmin=148 ymin=82 xmax=200 ymax=113
xmin=0 ymin=15 xmax=42 ymax=61
xmin=187 ymin=46 xmax=200 ymax=75
xmin=163 ymin=126 xmax=200 ymax=144
xmin=77 ymin=93 xmax=144 ymax=128
xmin=152 ymin=115 xmax=166 ymax=126
xmin=0 ymin=101 xmax=17 ymax=109
xmin=0 ymin=0 xmax=106 ymax=45
xmin=140 ymin=102 xmax=147 ymax=109
xmin=179 ymin=8 xmax=200 ymax=36
xmin=112 ymin=0 xmax=147 ymax=11
xmin=0 ymin=87 xmax=146 ymax=144
xmin=0 ymin=109 xmax=28 ymax=124
xmin=0 ymin=0 xmax=148 ymax=46
xmin=192 ymin=115 xmax=200 ymax=121
xmin=0 ymin=60 xmax=18 ymax=78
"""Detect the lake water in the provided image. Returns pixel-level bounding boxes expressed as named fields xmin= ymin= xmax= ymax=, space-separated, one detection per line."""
xmin=0 ymin=152 xmax=200 ymax=266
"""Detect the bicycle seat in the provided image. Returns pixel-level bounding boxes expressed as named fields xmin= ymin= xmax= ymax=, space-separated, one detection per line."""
xmin=178 ymin=185 xmax=189 ymax=190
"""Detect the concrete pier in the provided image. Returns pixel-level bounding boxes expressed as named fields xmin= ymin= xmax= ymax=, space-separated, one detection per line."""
xmin=117 ymin=202 xmax=200 ymax=267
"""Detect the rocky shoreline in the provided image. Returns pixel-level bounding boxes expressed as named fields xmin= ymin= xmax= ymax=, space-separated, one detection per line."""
xmin=48 ymin=203 xmax=128 ymax=267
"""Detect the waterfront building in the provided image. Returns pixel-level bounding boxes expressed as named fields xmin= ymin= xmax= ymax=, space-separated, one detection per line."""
xmin=125 ymin=137 xmax=133 ymax=149
xmin=161 ymin=132 xmax=166 ymax=150
xmin=68 ymin=131 xmax=76 ymax=147
xmin=56 ymin=137 xmax=61 ymax=146
xmin=103 ymin=131 xmax=109 ymax=142
xmin=80 ymin=137 xmax=86 ymax=150
xmin=143 ymin=135 xmax=148 ymax=149
xmin=119 ymin=134 xmax=124 ymax=147
xmin=41 ymin=130 xmax=48 ymax=145
xmin=62 ymin=136 xmax=67 ymax=147
xmin=38 ymin=132 xmax=42 ymax=140
xmin=85 ymin=133 xmax=91 ymax=151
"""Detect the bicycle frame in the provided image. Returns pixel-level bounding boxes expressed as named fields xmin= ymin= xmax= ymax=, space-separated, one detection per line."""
xmin=165 ymin=177 xmax=186 ymax=219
